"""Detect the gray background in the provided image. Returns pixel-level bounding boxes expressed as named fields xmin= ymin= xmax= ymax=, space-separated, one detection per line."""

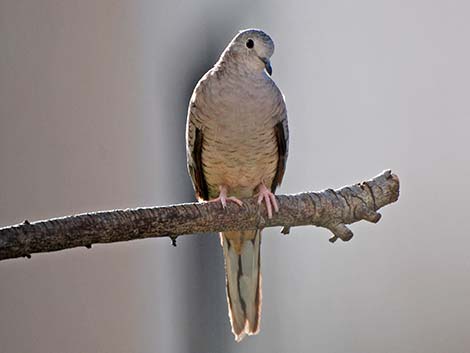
xmin=1 ymin=1 xmax=469 ymax=352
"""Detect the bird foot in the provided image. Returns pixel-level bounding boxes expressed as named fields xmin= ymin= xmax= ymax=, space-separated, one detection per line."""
xmin=208 ymin=186 xmax=243 ymax=209
xmin=256 ymin=183 xmax=279 ymax=219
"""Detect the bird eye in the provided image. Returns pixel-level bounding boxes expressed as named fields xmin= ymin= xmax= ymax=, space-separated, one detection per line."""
xmin=246 ymin=39 xmax=254 ymax=49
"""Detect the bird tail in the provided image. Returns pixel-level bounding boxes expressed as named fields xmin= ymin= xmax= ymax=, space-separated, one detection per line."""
xmin=221 ymin=230 xmax=262 ymax=342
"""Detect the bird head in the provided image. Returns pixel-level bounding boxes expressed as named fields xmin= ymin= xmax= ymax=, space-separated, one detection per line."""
xmin=224 ymin=29 xmax=275 ymax=76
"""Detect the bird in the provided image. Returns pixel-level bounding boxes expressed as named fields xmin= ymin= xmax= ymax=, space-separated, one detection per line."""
xmin=185 ymin=28 xmax=289 ymax=341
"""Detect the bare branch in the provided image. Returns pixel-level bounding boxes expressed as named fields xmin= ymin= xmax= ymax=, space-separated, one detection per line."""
xmin=0 ymin=170 xmax=399 ymax=261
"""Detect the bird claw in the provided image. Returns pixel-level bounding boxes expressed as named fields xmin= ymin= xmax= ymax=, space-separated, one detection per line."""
xmin=208 ymin=186 xmax=243 ymax=209
xmin=256 ymin=183 xmax=278 ymax=219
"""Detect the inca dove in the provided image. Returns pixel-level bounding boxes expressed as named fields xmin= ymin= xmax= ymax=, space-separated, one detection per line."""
xmin=186 ymin=29 xmax=289 ymax=341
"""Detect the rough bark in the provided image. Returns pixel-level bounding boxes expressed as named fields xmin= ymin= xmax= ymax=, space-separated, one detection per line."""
xmin=0 ymin=170 xmax=399 ymax=261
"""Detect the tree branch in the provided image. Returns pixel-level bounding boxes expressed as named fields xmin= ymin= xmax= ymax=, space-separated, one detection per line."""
xmin=0 ymin=170 xmax=399 ymax=261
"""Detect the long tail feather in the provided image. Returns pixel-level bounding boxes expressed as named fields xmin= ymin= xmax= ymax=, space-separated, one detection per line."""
xmin=221 ymin=230 xmax=262 ymax=342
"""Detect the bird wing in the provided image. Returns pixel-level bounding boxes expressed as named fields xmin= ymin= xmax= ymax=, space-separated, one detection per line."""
xmin=271 ymin=98 xmax=289 ymax=192
xmin=186 ymin=101 xmax=209 ymax=201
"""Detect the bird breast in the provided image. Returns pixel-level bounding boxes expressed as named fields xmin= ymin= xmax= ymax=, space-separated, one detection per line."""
xmin=201 ymin=88 xmax=279 ymax=198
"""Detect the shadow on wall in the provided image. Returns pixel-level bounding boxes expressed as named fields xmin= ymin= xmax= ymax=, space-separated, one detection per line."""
xmin=162 ymin=16 xmax=258 ymax=353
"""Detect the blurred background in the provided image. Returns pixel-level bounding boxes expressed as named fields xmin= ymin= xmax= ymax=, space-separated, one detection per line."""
xmin=1 ymin=0 xmax=469 ymax=352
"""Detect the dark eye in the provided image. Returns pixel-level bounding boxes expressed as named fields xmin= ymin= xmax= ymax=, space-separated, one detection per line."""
xmin=246 ymin=39 xmax=254 ymax=49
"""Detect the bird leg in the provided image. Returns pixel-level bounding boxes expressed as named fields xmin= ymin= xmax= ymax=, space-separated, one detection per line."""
xmin=208 ymin=185 xmax=243 ymax=209
xmin=256 ymin=182 xmax=279 ymax=219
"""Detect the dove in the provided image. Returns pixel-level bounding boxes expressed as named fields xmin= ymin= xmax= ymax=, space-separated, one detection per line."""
xmin=186 ymin=29 xmax=289 ymax=341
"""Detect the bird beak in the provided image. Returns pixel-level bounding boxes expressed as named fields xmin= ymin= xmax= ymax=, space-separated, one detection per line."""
xmin=262 ymin=58 xmax=272 ymax=76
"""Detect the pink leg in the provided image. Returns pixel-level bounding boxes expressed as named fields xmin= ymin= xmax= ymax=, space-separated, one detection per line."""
xmin=256 ymin=182 xmax=279 ymax=219
xmin=208 ymin=185 xmax=243 ymax=209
